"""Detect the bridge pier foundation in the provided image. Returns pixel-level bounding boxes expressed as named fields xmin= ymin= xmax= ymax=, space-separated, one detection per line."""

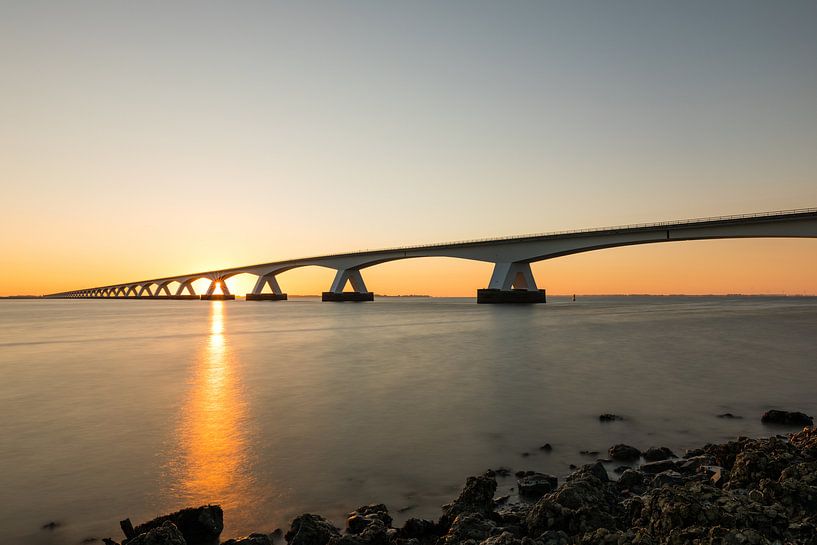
xmin=477 ymin=289 xmax=547 ymax=304
xmin=200 ymin=294 xmax=235 ymax=300
xmin=246 ymin=293 xmax=288 ymax=301
xmin=247 ymin=272 xmax=288 ymax=301
xmin=479 ymin=262 xmax=546 ymax=304
xmin=323 ymin=269 xmax=373 ymax=302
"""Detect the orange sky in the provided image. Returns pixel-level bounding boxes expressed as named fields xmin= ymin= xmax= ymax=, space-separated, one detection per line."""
xmin=1 ymin=3 xmax=816 ymax=296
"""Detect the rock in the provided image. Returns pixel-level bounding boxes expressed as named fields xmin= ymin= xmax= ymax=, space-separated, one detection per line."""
xmin=42 ymin=521 xmax=61 ymax=530
xmin=727 ymin=436 xmax=801 ymax=489
xmin=440 ymin=475 xmax=497 ymax=529
xmin=761 ymin=410 xmax=813 ymax=427
xmin=515 ymin=470 xmax=535 ymax=478
xmin=608 ymin=444 xmax=641 ymax=462
xmin=613 ymin=466 xmax=628 ymax=474
xmin=569 ymin=462 xmax=609 ymax=483
xmin=285 ymin=515 xmax=340 ymax=545
xmin=717 ymin=413 xmax=742 ymax=419
xmin=346 ymin=504 xmax=392 ymax=534
xmin=221 ymin=534 xmax=273 ymax=545
xmin=127 ymin=522 xmax=186 ymax=545
xmin=616 ymin=469 xmax=645 ymax=493
xmin=517 ymin=473 xmax=558 ymax=499
xmin=598 ymin=414 xmax=623 ymax=422
xmin=131 ymin=506 xmax=223 ymax=545
xmin=651 ymin=470 xmax=685 ymax=488
xmin=271 ymin=529 xmax=284 ymax=543
xmin=442 ymin=513 xmax=495 ymax=545
xmin=486 ymin=467 xmax=512 ymax=478
xmin=527 ymin=467 xmax=619 ymax=537
xmin=539 ymin=443 xmax=553 ymax=452
xmin=579 ymin=451 xmax=599 ymax=457
xmin=642 ymin=447 xmax=676 ymax=462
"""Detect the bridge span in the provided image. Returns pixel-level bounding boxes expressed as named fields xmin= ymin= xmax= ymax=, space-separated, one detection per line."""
xmin=45 ymin=207 xmax=817 ymax=303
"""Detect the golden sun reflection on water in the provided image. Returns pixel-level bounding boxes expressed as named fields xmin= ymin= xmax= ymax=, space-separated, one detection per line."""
xmin=172 ymin=301 xmax=254 ymax=513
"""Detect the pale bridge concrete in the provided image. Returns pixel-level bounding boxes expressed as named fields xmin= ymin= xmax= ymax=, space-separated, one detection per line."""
xmin=44 ymin=208 xmax=817 ymax=303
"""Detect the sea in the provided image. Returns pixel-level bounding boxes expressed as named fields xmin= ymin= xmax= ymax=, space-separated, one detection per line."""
xmin=1 ymin=296 xmax=816 ymax=544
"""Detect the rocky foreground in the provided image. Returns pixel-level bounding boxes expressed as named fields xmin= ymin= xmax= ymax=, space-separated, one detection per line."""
xmin=109 ymin=424 xmax=817 ymax=545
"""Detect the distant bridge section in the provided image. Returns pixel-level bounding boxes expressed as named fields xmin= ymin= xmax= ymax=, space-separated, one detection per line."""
xmin=45 ymin=208 xmax=817 ymax=303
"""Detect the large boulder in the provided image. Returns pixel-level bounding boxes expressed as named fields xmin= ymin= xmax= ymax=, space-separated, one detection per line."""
xmin=285 ymin=515 xmax=340 ymax=545
xmin=527 ymin=471 xmax=619 ymax=536
xmin=131 ymin=505 xmax=223 ymax=545
xmin=440 ymin=475 xmax=497 ymax=529
xmin=761 ymin=410 xmax=813 ymax=427
xmin=127 ymin=522 xmax=186 ymax=545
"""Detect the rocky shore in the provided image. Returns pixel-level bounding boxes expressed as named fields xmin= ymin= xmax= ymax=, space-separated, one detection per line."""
xmin=104 ymin=418 xmax=817 ymax=545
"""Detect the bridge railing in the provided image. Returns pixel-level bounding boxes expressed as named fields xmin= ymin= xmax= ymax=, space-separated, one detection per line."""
xmin=317 ymin=206 xmax=817 ymax=257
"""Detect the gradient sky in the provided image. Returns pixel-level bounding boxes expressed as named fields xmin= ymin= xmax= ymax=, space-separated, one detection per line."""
xmin=1 ymin=1 xmax=816 ymax=296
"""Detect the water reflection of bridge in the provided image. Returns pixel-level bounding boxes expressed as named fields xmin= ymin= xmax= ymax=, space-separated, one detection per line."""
xmin=46 ymin=208 xmax=817 ymax=303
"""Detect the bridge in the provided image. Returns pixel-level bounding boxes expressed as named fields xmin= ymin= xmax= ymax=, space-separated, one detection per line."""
xmin=45 ymin=207 xmax=817 ymax=303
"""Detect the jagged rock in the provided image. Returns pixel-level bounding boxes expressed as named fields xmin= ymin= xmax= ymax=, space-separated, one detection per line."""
xmin=222 ymin=534 xmax=273 ymax=545
xmin=128 ymin=522 xmax=186 ymax=545
xmin=527 ymin=469 xmax=619 ymax=536
xmin=651 ymin=470 xmax=685 ymax=488
xmin=346 ymin=504 xmax=392 ymax=535
xmin=599 ymin=414 xmax=623 ymax=422
xmin=540 ymin=444 xmax=553 ymax=452
xmin=285 ymin=515 xmax=340 ymax=545
xmin=616 ymin=469 xmax=645 ymax=493
xmin=442 ymin=513 xmax=495 ymax=545
xmin=568 ymin=462 xmax=609 ymax=483
xmin=608 ymin=444 xmax=640 ymax=462
xmin=131 ymin=506 xmax=223 ymax=545
xmin=789 ymin=426 xmax=817 ymax=460
xmin=518 ymin=473 xmax=558 ymax=499
xmin=440 ymin=475 xmax=497 ymax=529
xmin=642 ymin=447 xmax=676 ymax=462
xmin=727 ymin=437 xmax=801 ymax=489
xmin=761 ymin=410 xmax=813 ymax=427
xmin=717 ymin=413 xmax=742 ymax=419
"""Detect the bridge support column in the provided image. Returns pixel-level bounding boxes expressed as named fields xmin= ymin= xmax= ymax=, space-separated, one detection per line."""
xmin=246 ymin=272 xmax=287 ymax=301
xmin=322 ymin=269 xmax=374 ymax=302
xmin=477 ymin=262 xmax=546 ymax=304
xmin=201 ymin=279 xmax=236 ymax=300
xmin=171 ymin=280 xmax=201 ymax=299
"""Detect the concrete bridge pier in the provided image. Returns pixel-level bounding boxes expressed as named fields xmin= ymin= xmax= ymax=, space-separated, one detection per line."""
xmin=322 ymin=269 xmax=374 ymax=302
xmin=246 ymin=271 xmax=288 ymax=301
xmin=477 ymin=262 xmax=546 ymax=304
xmin=201 ymin=278 xmax=235 ymax=300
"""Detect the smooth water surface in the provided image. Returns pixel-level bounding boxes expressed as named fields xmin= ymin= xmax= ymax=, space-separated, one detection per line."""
xmin=1 ymin=297 xmax=816 ymax=544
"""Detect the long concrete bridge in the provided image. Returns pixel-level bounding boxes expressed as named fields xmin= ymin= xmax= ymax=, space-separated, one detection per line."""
xmin=45 ymin=208 xmax=817 ymax=303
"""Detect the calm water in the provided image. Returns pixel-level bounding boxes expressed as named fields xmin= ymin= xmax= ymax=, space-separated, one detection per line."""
xmin=1 ymin=296 xmax=816 ymax=544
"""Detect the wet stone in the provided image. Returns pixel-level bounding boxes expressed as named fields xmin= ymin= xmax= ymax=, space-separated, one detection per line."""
xmin=608 ymin=444 xmax=641 ymax=462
